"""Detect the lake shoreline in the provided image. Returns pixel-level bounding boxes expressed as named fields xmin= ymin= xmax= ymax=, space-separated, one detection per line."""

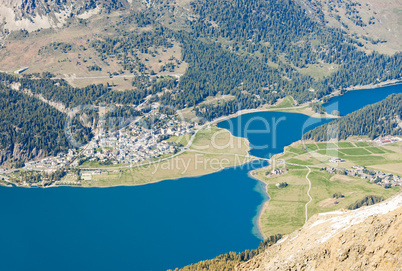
xmin=345 ymin=79 xmax=402 ymax=92
xmin=1 ymin=82 xmax=400 ymax=271
xmin=2 ymin=79 xmax=401 ymax=189
xmin=2 ymin=81 xmax=401 ymax=243
xmin=248 ymin=168 xmax=270 ymax=240
xmin=212 ymin=79 xmax=402 ymax=126
xmin=227 ymin=80 xmax=402 ymax=240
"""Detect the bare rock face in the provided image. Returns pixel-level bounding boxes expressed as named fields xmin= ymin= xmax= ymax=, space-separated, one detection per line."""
xmin=12 ymin=142 xmax=28 ymax=161
xmin=237 ymin=193 xmax=402 ymax=271
xmin=0 ymin=146 xmax=12 ymax=164
xmin=0 ymin=0 xmax=128 ymax=32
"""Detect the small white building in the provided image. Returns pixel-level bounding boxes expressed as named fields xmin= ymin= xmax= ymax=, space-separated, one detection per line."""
xmin=14 ymin=67 xmax=29 ymax=74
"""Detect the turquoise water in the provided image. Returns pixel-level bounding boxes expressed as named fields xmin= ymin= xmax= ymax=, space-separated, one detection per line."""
xmin=0 ymin=164 xmax=268 ymax=271
xmin=0 ymin=83 xmax=400 ymax=271
xmin=217 ymin=112 xmax=331 ymax=159
xmin=324 ymin=83 xmax=402 ymax=116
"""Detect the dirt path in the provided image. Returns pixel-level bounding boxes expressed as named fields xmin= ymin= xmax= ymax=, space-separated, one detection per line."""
xmin=305 ymin=166 xmax=312 ymax=223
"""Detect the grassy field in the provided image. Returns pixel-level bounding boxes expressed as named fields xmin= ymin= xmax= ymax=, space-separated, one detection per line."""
xmin=297 ymin=62 xmax=338 ymax=80
xmin=365 ymin=147 xmax=386 ymax=154
xmin=273 ymin=104 xmax=338 ymax=119
xmin=354 ymin=142 xmax=372 ymax=147
xmin=339 ymin=148 xmax=372 ymax=155
xmin=253 ymin=167 xmax=398 ymax=237
xmin=271 ymin=96 xmax=295 ymax=109
xmin=254 ymin=168 xmax=309 ymax=236
xmin=199 ymin=94 xmax=236 ymax=106
xmin=317 ymin=142 xmax=339 ymax=149
xmin=166 ymin=133 xmax=192 ymax=147
xmin=254 ymin=138 xmax=402 ymax=237
xmin=337 ymin=142 xmax=355 ymax=148
xmin=278 ymin=139 xmax=402 ymax=170
xmin=81 ymin=126 xmax=254 ymax=187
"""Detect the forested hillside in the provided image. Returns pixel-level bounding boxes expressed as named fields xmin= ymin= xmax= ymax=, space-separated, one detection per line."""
xmin=0 ymin=0 xmax=401 ymax=160
xmin=303 ymin=93 xmax=402 ymax=141
xmin=2 ymin=0 xmax=400 ymax=116
xmin=0 ymin=84 xmax=92 ymax=165
xmin=154 ymin=0 xmax=401 ymax=118
xmin=0 ymin=72 xmax=176 ymax=108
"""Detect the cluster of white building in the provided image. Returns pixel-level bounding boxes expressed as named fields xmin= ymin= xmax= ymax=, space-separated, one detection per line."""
xmin=325 ymin=165 xmax=402 ymax=187
xmin=329 ymin=157 xmax=345 ymax=163
xmin=266 ymin=168 xmax=287 ymax=178
xmin=374 ymin=136 xmax=401 ymax=145
xmin=1 ymin=109 xmax=199 ymax=186
xmin=81 ymin=113 xmax=196 ymax=165
xmin=23 ymin=150 xmax=77 ymax=172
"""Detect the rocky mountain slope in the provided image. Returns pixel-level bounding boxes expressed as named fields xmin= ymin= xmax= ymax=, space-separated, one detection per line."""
xmin=237 ymin=193 xmax=402 ymax=270
xmin=312 ymin=0 xmax=402 ymax=54
xmin=0 ymin=0 xmax=127 ymax=32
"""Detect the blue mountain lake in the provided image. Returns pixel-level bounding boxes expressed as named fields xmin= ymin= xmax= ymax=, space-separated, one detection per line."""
xmin=0 ymin=83 xmax=400 ymax=270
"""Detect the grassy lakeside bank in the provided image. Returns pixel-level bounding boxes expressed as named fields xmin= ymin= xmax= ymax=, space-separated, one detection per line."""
xmin=80 ymin=126 xmax=255 ymax=187
xmin=75 ymin=93 xmax=333 ymax=188
xmin=177 ymin=94 xmax=336 ymax=124
xmin=217 ymin=95 xmax=338 ymax=120
xmin=182 ymin=80 xmax=402 ymax=126
xmin=250 ymin=80 xmax=402 ymax=119
xmin=253 ymin=138 xmax=402 ymax=238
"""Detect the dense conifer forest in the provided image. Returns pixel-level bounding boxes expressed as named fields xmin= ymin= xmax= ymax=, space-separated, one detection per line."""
xmin=72 ymin=0 xmax=402 ymax=119
xmin=1 ymin=0 xmax=401 ymax=160
xmin=303 ymin=93 xmax=402 ymax=141
xmin=169 ymin=234 xmax=282 ymax=271
xmin=0 ymin=84 xmax=92 ymax=164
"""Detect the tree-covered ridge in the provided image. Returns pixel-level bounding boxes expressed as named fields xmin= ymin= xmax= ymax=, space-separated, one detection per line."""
xmin=323 ymin=52 xmax=402 ymax=89
xmin=0 ymin=72 xmax=177 ymax=108
xmin=162 ymin=31 xmax=326 ymax=117
xmin=169 ymin=234 xmax=282 ymax=271
xmin=303 ymin=93 xmax=402 ymax=141
xmin=0 ymin=71 xmax=182 ymax=164
xmin=0 ymin=85 xmax=92 ymax=164
xmin=171 ymin=35 xmax=284 ymax=107
xmin=191 ymin=0 xmax=317 ymax=45
xmin=91 ymin=26 xmax=174 ymax=73
xmin=0 ymin=72 xmax=109 ymax=108
xmin=86 ymin=26 xmax=317 ymax=113
xmin=0 ymin=0 xmax=401 ymax=163
xmin=173 ymin=0 xmax=400 ymax=116
xmin=189 ymin=0 xmax=343 ymax=68
xmin=67 ymin=0 xmax=402 ymax=120
xmin=189 ymin=0 xmax=401 ymax=78
xmin=347 ymin=195 xmax=385 ymax=210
